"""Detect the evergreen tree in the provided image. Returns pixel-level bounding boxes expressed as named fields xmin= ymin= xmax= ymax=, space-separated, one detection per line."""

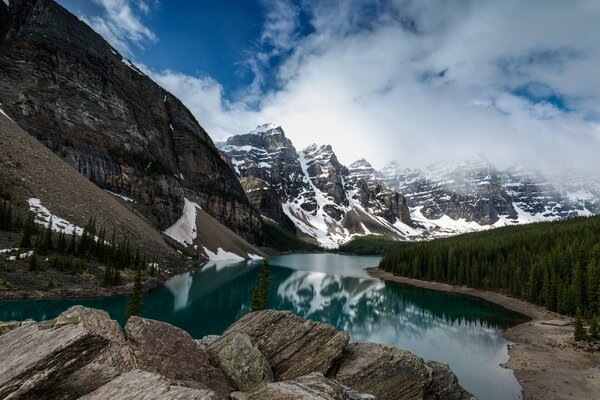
xmin=589 ymin=317 xmax=599 ymax=340
xmin=43 ymin=218 xmax=54 ymax=252
xmin=67 ymin=233 xmax=77 ymax=254
xmin=574 ymin=308 xmax=587 ymax=341
xmin=250 ymin=260 xmax=271 ymax=312
xmin=126 ymin=266 xmax=144 ymax=318
xmin=28 ymin=252 xmax=39 ymax=271
xmin=57 ymin=231 xmax=67 ymax=253
xmin=20 ymin=213 xmax=36 ymax=248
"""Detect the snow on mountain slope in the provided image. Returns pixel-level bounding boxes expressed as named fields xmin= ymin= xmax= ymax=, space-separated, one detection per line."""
xmin=381 ymin=157 xmax=597 ymax=237
xmin=219 ymin=125 xmax=415 ymax=248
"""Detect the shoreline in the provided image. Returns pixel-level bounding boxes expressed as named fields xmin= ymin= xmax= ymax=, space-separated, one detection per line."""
xmin=367 ymin=267 xmax=600 ymax=400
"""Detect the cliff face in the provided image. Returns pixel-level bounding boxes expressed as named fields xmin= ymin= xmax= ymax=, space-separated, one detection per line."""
xmin=0 ymin=0 xmax=262 ymax=242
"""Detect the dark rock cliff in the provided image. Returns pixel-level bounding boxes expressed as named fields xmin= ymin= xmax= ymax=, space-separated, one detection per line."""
xmin=0 ymin=0 xmax=262 ymax=242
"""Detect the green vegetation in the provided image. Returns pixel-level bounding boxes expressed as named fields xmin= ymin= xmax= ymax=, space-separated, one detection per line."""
xmin=126 ymin=265 xmax=144 ymax=318
xmin=250 ymin=260 xmax=271 ymax=311
xmin=338 ymin=235 xmax=409 ymax=255
xmin=380 ymin=216 xmax=600 ymax=319
xmin=574 ymin=308 xmax=586 ymax=341
xmin=0 ymin=181 xmax=149 ymax=289
xmin=262 ymin=220 xmax=320 ymax=252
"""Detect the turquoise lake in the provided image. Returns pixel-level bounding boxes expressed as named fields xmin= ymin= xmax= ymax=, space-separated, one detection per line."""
xmin=0 ymin=253 xmax=527 ymax=399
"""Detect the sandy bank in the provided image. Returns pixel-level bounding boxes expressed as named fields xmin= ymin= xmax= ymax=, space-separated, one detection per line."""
xmin=367 ymin=267 xmax=600 ymax=400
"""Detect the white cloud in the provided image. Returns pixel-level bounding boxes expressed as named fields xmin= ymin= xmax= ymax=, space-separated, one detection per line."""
xmin=81 ymin=0 xmax=157 ymax=56
xmin=131 ymin=0 xmax=600 ymax=173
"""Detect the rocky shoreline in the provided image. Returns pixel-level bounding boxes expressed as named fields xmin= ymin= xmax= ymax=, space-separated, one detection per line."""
xmin=367 ymin=267 xmax=600 ymax=400
xmin=0 ymin=306 xmax=475 ymax=400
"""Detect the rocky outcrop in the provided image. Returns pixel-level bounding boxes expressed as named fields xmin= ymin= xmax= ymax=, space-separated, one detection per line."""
xmin=125 ymin=316 xmax=232 ymax=398
xmin=0 ymin=0 xmax=262 ymax=242
xmin=0 ymin=307 xmax=474 ymax=400
xmin=80 ymin=370 xmax=216 ymax=400
xmin=219 ymin=124 xmax=414 ymax=248
xmin=331 ymin=343 xmax=475 ymax=400
xmin=207 ymin=309 xmax=349 ymax=380
xmin=246 ymin=373 xmax=375 ymax=400
xmin=0 ymin=317 xmax=108 ymax=399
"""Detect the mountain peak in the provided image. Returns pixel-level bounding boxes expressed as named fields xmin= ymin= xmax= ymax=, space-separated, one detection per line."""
xmin=248 ymin=123 xmax=279 ymax=135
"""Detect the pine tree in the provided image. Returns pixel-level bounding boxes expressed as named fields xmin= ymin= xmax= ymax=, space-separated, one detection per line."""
xmin=250 ymin=260 xmax=271 ymax=312
xmin=20 ymin=213 xmax=35 ymax=248
xmin=28 ymin=252 xmax=39 ymax=271
xmin=57 ymin=231 xmax=67 ymax=253
xmin=43 ymin=218 xmax=54 ymax=252
xmin=574 ymin=308 xmax=587 ymax=341
xmin=589 ymin=317 xmax=599 ymax=340
xmin=126 ymin=266 xmax=144 ymax=318
xmin=67 ymin=233 xmax=77 ymax=254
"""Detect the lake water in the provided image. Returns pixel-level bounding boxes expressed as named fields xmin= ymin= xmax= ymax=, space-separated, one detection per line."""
xmin=0 ymin=253 xmax=527 ymax=399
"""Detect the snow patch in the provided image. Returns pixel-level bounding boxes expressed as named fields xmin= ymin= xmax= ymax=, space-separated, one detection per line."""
xmin=247 ymin=253 xmax=264 ymax=260
xmin=164 ymin=198 xmax=200 ymax=247
xmin=27 ymin=198 xmax=85 ymax=236
xmin=202 ymin=246 xmax=244 ymax=261
xmin=105 ymin=190 xmax=135 ymax=203
xmin=121 ymin=58 xmax=144 ymax=75
xmin=7 ymin=251 xmax=33 ymax=261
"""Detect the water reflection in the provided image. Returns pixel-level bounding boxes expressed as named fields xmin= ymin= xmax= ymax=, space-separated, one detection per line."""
xmin=0 ymin=254 xmax=526 ymax=400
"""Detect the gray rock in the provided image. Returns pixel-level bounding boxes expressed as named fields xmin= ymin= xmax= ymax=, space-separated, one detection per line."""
xmin=333 ymin=343 xmax=474 ymax=400
xmin=213 ymin=333 xmax=273 ymax=392
xmin=196 ymin=334 xmax=220 ymax=350
xmin=426 ymin=361 xmax=476 ymax=400
xmin=125 ymin=316 xmax=232 ymax=399
xmin=79 ymin=370 xmax=215 ymax=400
xmin=207 ymin=310 xmax=349 ymax=381
xmin=245 ymin=374 xmax=375 ymax=400
xmin=0 ymin=321 xmax=23 ymax=336
xmin=0 ymin=321 xmax=107 ymax=399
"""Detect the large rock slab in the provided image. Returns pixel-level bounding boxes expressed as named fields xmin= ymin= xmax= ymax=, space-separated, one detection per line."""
xmin=44 ymin=306 xmax=139 ymax=399
xmin=212 ymin=333 xmax=273 ymax=392
xmin=79 ymin=370 xmax=215 ymax=400
xmin=207 ymin=310 xmax=349 ymax=380
xmin=125 ymin=316 xmax=232 ymax=398
xmin=333 ymin=343 xmax=474 ymax=400
xmin=0 ymin=321 xmax=107 ymax=399
xmin=246 ymin=373 xmax=375 ymax=400
xmin=426 ymin=361 xmax=476 ymax=400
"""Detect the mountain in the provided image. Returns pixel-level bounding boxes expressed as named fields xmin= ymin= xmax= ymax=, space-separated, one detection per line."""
xmin=218 ymin=124 xmax=416 ymax=248
xmin=0 ymin=111 xmax=182 ymax=273
xmin=0 ymin=0 xmax=262 ymax=243
xmin=381 ymin=157 xmax=596 ymax=237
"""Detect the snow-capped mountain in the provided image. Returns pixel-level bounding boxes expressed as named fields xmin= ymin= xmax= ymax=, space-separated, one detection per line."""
xmin=218 ymin=124 xmax=416 ymax=248
xmin=381 ymin=157 xmax=596 ymax=237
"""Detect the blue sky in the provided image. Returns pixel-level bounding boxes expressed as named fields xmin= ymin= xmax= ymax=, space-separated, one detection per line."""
xmin=57 ymin=0 xmax=600 ymax=172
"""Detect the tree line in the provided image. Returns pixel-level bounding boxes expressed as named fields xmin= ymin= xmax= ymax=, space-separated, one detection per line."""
xmin=380 ymin=216 xmax=600 ymax=324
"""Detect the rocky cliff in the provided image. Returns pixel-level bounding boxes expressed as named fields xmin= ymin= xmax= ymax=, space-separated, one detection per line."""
xmin=218 ymin=124 xmax=415 ymax=248
xmin=0 ymin=0 xmax=262 ymax=242
xmin=0 ymin=306 xmax=475 ymax=400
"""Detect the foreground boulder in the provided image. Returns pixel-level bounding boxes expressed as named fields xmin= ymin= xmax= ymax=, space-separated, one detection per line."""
xmin=79 ymin=370 xmax=215 ymax=400
xmin=207 ymin=310 xmax=349 ymax=380
xmin=125 ymin=316 xmax=232 ymax=398
xmin=246 ymin=373 xmax=374 ymax=400
xmin=0 ymin=319 xmax=107 ymax=399
xmin=210 ymin=333 xmax=273 ymax=392
xmin=332 ymin=343 xmax=475 ymax=400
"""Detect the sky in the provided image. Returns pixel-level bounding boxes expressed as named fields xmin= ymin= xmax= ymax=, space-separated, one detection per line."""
xmin=58 ymin=0 xmax=600 ymax=172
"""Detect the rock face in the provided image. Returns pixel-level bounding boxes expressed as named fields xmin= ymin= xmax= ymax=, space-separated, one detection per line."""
xmin=381 ymin=157 xmax=596 ymax=237
xmin=247 ymin=373 xmax=375 ymax=400
xmin=125 ymin=316 xmax=232 ymax=398
xmin=0 ymin=317 xmax=108 ymax=399
xmin=0 ymin=0 xmax=261 ymax=242
xmin=80 ymin=370 xmax=216 ymax=400
xmin=218 ymin=124 xmax=414 ymax=248
xmin=207 ymin=310 xmax=350 ymax=380
xmin=331 ymin=343 xmax=475 ymax=400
